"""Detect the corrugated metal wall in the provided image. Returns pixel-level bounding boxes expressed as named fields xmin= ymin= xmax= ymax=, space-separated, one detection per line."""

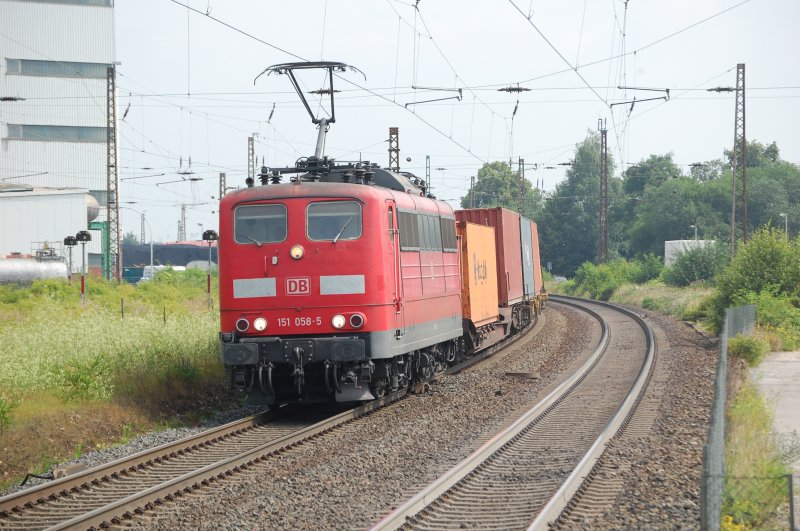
xmin=0 ymin=0 xmax=115 ymax=194
xmin=0 ymin=0 xmax=115 ymax=260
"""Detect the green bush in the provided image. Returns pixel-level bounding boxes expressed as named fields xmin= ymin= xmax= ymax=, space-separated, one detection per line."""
xmin=727 ymin=335 xmax=770 ymax=367
xmin=706 ymin=228 xmax=800 ymax=333
xmin=0 ymin=395 xmax=17 ymax=433
xmin=50 ymin=353 xmax=115 ymax=401
xmin=629 ymin=254 xmax=664 ymax=284
xmin=661 ymin=241 xmax=730 ymax=287
xmin=567 ymin=261 xmax=622 ymax=300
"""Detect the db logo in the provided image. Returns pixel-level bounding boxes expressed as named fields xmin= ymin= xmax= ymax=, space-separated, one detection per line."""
xmin=286 ymin=277 xmax=311 ymax=295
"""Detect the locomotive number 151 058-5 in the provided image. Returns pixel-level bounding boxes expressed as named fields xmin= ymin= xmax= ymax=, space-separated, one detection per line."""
xmin=276 ymin=317 xmax=322 ymax=327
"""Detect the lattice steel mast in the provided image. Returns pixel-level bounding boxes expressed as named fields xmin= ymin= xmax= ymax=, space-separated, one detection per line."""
xmin=388 ymin=127 xmax=400 ymax=173
xmin=106 ymin=66 xmax=121 ymax=281
xmin=597 ymin=119 xmax=609 ymax=263
xmin=248 ymin=136 xmax=256 ymax=181
xmin=731 ymin=63 xmax=747 ymax=251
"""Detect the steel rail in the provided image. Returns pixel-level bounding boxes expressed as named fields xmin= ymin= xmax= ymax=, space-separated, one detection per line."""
xmin=51 ymin=391 xmax=404 ymax=530
xmin=370 ymin=297 xmax=610 ymax=530
xmin=0 ymin=408 xmax=283 ymax=514
xmin=528 ymin=295 xmax=655 ymax=529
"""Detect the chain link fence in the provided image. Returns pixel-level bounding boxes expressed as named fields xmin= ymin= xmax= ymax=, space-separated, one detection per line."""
xmin=701 ymin=305 xmax=798 ymax=530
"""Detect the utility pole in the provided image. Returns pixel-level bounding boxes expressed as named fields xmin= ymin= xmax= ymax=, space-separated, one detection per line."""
xmin=106 ymin=66 xmax=121 ymax=281
xmin=597 ymin=118 xmax=609 ymax=263
xmin=219 ymin=172 xmax=226 ymax=200
xmin=731 ymin=63 xmax=747 ymax=252
xmin=248 ymin=136 xmax=256 ymax=181
xmin=518 ymin=157 xmax=525 ymax=216
xmin=140 ymin=212 xmax=146 ymax=245
xmin=388 ymin=127 xmax=400 ymax=173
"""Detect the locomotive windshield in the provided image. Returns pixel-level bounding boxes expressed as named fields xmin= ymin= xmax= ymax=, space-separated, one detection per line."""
xmin=307 ymin=201 xmax=362 ymax=241
xmin=234 ymin=204 xmax=287 ymax=245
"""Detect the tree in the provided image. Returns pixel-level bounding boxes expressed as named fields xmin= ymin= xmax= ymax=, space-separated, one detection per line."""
xmin=538 ymin=132 xmax=622 ymax=274
xmin=622 ymin=153 xmax=682 ymax=196
xmin=627 ymin=178 xmax=728 ymax=256
xmin=723 ymin=140 xmax=780 ymax=169
xmin=461 ymin=161 xmax=544 ymax=219
xmin=689 ymin=159 xmax=724 ymax=182
xmin=123 ymin=231 xmax=139 ymax=245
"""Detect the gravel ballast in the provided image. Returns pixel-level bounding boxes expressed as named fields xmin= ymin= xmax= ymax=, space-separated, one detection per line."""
xmin=137 ymin=305 xmax=598 ymax=529
xmin=3 ymin=302 xmax=719 ymax=530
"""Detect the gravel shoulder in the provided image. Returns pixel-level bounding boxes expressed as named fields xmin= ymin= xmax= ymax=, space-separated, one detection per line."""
xmin=560 ymin=306 xmax=718 ymax=529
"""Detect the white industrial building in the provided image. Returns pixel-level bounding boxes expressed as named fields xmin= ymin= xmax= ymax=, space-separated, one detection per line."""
xmin=0 ymin=0 xmax=116 ymax=271
xmin=0 ymin=183 xmax=99 ymax=274
xmin=664 ymin=239 xmax=714 ymax=266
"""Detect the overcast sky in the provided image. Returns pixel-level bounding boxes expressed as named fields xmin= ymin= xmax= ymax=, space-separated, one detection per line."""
xmin=114 ymin=0 xmax=800 ymax=242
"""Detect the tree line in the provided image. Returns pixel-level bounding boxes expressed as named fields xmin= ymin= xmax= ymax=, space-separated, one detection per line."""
xmin=461 ymin=137 xmax=799 ymax=276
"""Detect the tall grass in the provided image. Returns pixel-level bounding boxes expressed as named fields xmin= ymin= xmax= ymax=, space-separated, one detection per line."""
xmin=723 ymin=383 xmax=793 ymax=529
xmin=0 ymin=271 xmax=222 ymax=411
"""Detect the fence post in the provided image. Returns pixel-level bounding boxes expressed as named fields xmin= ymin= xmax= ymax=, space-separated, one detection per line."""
xmin=789 ymin=474 xmax=795 ymax=531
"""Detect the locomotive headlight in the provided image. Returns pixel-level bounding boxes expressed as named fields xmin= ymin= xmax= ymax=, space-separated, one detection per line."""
xmin=253 ymin=317 xmax=267 ymax=331
xmin=235 ymin=318 xmax=250 ymax=332
xmin=290 ymin=245 xmax=304 ymax=260
xmin=349 ymin=313 xmax=365 ymax=328
xmin=331 ymin=314 xmax=346 ymax=329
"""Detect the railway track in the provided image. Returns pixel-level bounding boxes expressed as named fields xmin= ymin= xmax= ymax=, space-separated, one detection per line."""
xmin=0 ymin=314 xmax=544 ymax=530
xmin=0 ymin=396 xmax=401 ymax=530
xmin=371 ymin=296 xmax=655 ymax=530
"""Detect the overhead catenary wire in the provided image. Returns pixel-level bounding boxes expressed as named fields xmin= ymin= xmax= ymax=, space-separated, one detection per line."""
xmin=166 ymin=0 xmax=486 ymax=163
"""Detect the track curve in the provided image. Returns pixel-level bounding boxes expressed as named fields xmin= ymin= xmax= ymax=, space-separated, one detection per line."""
xmin=371 ymin=296 xmax=655 ymax=530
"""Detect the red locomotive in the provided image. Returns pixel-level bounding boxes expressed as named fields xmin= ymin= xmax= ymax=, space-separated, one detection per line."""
xmin=217 ymin=62 xmax=545 ymax=405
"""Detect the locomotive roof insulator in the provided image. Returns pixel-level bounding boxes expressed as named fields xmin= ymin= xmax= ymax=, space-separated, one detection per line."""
xmin=342 ymin=171 xmax=353 ymax=183
xmin=364 ymin=170 xmax=375 ymax=185
xmin=355 ymin=169 xmax=365 ymax=184
xmin=259 ymin=166 xmax=270 ymax=186
xmin=271 ymin=170 xmax=282 ymax=185
xmin=245 ymin=177 xmax=254 ymax=188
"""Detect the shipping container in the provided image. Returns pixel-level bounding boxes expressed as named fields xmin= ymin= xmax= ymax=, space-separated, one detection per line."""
xmin=455 ymin=207 xmax=524 ymax=306
xmin=531 ymin=220 xmax=543 ymax=297
xmin=520 ymin=216 xmax=535 ymax=298
xmin=457 ymin=221 xmax=499 ymax=327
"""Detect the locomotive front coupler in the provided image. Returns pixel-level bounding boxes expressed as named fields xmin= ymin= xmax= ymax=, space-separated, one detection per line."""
xmin=257 ymin=362 xmax=275 ymax=396
xmin=291 ymin=346 xmax=306 ymax=395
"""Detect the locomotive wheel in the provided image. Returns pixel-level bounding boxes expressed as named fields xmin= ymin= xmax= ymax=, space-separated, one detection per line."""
xmin=372 ymin=377 xmax=388 ymax=398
